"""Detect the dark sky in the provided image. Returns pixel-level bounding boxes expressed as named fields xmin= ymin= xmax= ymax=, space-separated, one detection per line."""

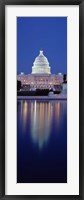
xmin=17 ymin=17 xmax=67 ymax=74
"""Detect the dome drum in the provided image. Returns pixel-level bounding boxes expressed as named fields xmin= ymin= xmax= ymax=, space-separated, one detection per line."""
xmin=32 ymin=66 xmax=51 ymax=74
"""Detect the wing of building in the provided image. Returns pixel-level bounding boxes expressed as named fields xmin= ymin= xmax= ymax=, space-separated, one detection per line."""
xmin=17 ymin=50 xmax=63 ymax=91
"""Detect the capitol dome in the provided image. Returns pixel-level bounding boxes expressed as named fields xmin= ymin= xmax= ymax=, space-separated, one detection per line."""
xmin=32 ymin=50 xmax=51 ymax=74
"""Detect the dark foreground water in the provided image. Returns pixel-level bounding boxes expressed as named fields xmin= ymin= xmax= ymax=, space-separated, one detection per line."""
xmin=17 ymin=100 xmax=67 ymax=183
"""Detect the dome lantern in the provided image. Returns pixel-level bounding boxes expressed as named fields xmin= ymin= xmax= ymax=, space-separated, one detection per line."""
xmin=39 ymin=50 xmax=43 ymax=55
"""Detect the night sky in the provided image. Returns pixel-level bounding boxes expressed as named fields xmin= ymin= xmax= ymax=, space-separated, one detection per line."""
xmin=17 ymin=17 xmax=67 ymax=75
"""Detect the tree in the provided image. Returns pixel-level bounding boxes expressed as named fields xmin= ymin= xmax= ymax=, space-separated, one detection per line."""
xmin=17 ymin=80 xmax=21 ymax=91
xmin=63 ymin=74 xmax=67 ymax=83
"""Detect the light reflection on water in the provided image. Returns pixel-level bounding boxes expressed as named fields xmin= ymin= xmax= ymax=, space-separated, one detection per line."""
xmin=30 ymin=101 xmax=53 ymax=149
xmin=17 ymin=100 xmax=67 ymax=183
xmin=18 ymin=100 xmax=66 ymax=148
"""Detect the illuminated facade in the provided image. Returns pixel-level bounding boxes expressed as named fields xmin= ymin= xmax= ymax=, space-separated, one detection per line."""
xmin=17 ymin=50 xmax=63 ymax=90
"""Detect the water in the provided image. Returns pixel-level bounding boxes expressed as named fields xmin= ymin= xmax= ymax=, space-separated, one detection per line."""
xmin=17 ymin=100 xmax=67 ymax=183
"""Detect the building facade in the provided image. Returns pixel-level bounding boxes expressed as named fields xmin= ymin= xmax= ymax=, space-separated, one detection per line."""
xmin=17 ymin=50 xmax=63 ymax=91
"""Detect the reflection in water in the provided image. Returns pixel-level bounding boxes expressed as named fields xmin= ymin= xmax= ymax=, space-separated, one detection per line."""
xmin=23 ymin=101 xmax=28 ymax=130
xmin=20 ymin=101 xmax=28 ymax=131
xmin=55 ymin=102 xmax=60 ymax=126
xmin=18 ymin=100 xmax=63 ymax=148
xmin=17 ymin=100 xmax=67 ymax=183
xmin=31 ymin=101 xmax=53 ymax=149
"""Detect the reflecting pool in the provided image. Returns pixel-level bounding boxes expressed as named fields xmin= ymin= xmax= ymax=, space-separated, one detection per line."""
xmin=17 ymin=100 xmax=67 ymax=183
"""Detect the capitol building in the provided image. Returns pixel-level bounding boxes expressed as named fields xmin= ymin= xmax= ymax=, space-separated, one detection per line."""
xmin=17 ymin=50 xmax=63 ymax=91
